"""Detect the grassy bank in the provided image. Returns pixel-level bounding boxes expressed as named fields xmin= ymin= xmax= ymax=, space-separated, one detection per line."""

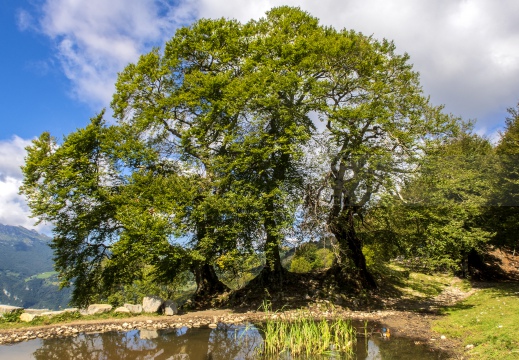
xmin=0 ymin=310 xmax=153 ymax=330
xmin=433 ymin=282 xmax=519 ymax=359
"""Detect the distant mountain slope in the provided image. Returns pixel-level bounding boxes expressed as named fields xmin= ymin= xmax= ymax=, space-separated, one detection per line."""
xmin=0 ymin=224 xmax=71 ymax=310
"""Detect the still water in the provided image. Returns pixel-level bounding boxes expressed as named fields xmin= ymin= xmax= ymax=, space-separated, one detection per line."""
xmin=0 ymin=324 xmax=446 ymax=359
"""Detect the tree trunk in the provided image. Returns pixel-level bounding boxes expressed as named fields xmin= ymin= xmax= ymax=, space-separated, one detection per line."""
xmin=192 ymin=262 xmax=229 ymax=306
xmin=330 ymin=208 xmax=377 ymax=289
xmin=257 ymin=197 xmax=285 ymax=287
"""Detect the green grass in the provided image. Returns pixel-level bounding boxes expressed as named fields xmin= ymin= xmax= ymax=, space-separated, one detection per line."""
xmin=24 ymin=271 xmax=58 ymax=282
xmin=382 ymin=264 xmax=463 ymax=299
xmin=433 ymin=282 xmax=519 ymax=359
xmin=0 ymin=310 xmax=154 ymax=330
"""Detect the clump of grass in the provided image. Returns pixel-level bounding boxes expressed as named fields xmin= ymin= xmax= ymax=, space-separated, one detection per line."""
xmin=29 ymin=311 xmax=83 ymax=326
xmin=259 ymin=302 xmax=356 ymax=358
xmin=433 ymin=282 xmax=519 ymax=359
xmin=0 ymin=309 xmax=24 ymax=323
xmin=0 ymin=309 xmax=140 ymax=330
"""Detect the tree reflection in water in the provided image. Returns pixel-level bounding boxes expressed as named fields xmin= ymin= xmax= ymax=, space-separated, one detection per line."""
xmin=27 ymin=323 xmax=448 ymax=360
xmin=32 ymin=324 xmax=263 ymax=360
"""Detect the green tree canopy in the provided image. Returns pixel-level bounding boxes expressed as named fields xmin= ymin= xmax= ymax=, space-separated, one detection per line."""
xmin=20 ymin=7 xmax=463 ymax=305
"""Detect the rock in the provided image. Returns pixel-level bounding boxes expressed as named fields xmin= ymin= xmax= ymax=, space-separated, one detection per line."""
xmin=163 ymin=300 xmax=178 ymax=316
xmin=208 ymin=323 xmax=218 ymax=329
xmin=124 ymin=303 xmax=143 ymax=314
xmin=465 ymin=344 xmax=474 ymax=350
xmin=40 ymin=311 xmax=65 ymax=317
xmin=24 ymin=308 xmax=50 ymax=315
xmin=142 ymin=296 xmax=163 ymax=313
xmin=0 ymin=305 xmax=23 ymax=314
xmin=86 ymin=304 xmax=112 ymax=315
xmin=63 ymin=308 xmax=79 ymax=313
xmin=20 ymin=313 xmax=39 ymax=322
xmin=440 ymin=335 xmax=446 ymax=340
xmin=114 ymin=307 xmax=130 ymax=314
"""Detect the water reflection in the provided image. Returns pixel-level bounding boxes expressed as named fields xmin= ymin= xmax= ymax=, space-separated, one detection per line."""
xmin=0 ymin=323 xmax=447 ymax=360
xmin=27 ymin=324 xmax=262 ymax=360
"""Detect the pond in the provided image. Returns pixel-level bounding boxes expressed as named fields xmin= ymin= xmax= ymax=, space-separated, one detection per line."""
xmin=0 ymin=323 xmax=447 ymax=359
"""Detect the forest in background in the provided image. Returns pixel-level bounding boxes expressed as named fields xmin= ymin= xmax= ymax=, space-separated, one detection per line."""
xmin=18 ymin=6 xmax=519 ymax=308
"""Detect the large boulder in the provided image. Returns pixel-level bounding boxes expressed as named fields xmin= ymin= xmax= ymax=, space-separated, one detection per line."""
xmin=162 ymin=300 xmax=178 ymax=316
xmin=124 ymin=303 xmax=143 ymax=314
xmin=142 ymin=296 xmax=163 ymax=313
xmin=40 ymin=311 xmax=65 ymax=317
xmin=0 ymin=305 xmax=23 ymax=314
xmin=24 ymin=308 xmax=49 ymax=315
xmin=114 ymin=306 xmax=130 ymax=314
xmin=20 ymin=313 xmax=39 ymax=322
xmin=85 ymin=304 xmax=112 ymax=315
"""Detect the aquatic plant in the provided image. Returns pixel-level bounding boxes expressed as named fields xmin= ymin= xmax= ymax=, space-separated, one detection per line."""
xmin=259 ymin=302 xmax=356 ymax=358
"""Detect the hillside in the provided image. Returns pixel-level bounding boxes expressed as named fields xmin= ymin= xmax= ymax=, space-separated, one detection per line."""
xmin=0 ymin=224 xmax=71 ymax=310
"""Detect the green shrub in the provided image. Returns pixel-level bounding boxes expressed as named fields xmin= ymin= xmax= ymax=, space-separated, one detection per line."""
xmin=290 ymin=243 xmax=334 ymax=273
xmin=290 ymin=256 xmax=313 ymax=273
xmin=0 ymin=309 xmax=24 ymax=323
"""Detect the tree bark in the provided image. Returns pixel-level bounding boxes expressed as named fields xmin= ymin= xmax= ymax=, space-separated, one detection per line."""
xmin=192 ymin=262 xmax=229 ymax=306
xmin=330 ymin=208 xmax=377 ymax=289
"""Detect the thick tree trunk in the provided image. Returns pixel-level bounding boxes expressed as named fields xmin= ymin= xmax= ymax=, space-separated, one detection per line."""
xmin=330 ymin=208 xmax=377 ymax=289
xmin=257 ymin=198 xmax=285 ymax=287
xmin=259 ymin=232 xmax=284 ymax=286
xmin=192 ymin=262 xmax=229 ymax=306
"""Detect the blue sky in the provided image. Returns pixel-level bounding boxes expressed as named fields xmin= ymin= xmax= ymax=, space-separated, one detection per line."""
xmin=0 ymin=0 xmax=91 ymax=140
xmin=1 ymin=0 xmax=519 ymax=231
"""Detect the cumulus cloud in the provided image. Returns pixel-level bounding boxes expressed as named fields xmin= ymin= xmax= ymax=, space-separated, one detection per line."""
xmin=36 ymin=0 xmax=196 ymax=108
xmin=0 ymin=137 xmax=49 ymax=232
xmin=25 ymin=0 xmax=519 ymax=128
xmin=194 ymin=0 xmax=519 ymax=130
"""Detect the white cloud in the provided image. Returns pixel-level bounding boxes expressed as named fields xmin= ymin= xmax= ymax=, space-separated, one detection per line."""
xmin=0 ymin=136 xmax=29 ymax=181
xmin=16 ymin=9 xmax=34 ymax=31
xmin=37 ymin=0 xmax=195 ymax=108
xmin=194 ymin=0 xmax=519 ymax=130
xmin=0 ymin=137 xmax=50 ymax=232
xmin=26 ymin=0 xmax=519 ymax=129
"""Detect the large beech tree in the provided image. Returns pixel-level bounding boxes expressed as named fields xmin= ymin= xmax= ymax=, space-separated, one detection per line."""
xmin=21 ymin=7 xmax=458 ymax=305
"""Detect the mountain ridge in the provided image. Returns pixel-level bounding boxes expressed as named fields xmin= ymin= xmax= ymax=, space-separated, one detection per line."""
xmin=0 ymin=223 xmax=71 ymax=310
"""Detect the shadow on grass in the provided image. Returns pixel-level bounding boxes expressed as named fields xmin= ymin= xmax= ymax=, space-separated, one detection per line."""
xmin=470 ymin=280 xmax=519 ymax=298
xmin=437 ymin=302 xmax=475 ymax=314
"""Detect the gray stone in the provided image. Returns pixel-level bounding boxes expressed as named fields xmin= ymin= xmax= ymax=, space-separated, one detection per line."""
xmin=142 ymin=296 xmax=163 ymax=313
xmin=0 ymin=305 xmax=23 ymax=314
xmin=20 ymin=313 xmax=39 ymax=322
xmin=40 ymin=311 xmax=65 ymax=317
xmin=86 ymin=304 xmax=112 ymax=315
xmin=163 ymin=300 xmax=178 ymax=316
xmin=123 ymin=303 xmax=143 ymax=314
xmin=63 ymin=308 xmax=79 ymax=313
xmin=114 ymin=306 xmax=130 ymax=314
xmin=24 ymin=308 xmax=50 ymax=315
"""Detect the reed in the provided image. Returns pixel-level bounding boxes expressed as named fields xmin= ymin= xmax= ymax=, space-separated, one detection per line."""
xmin=260 ymin=302 xmax=356 ymax=358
